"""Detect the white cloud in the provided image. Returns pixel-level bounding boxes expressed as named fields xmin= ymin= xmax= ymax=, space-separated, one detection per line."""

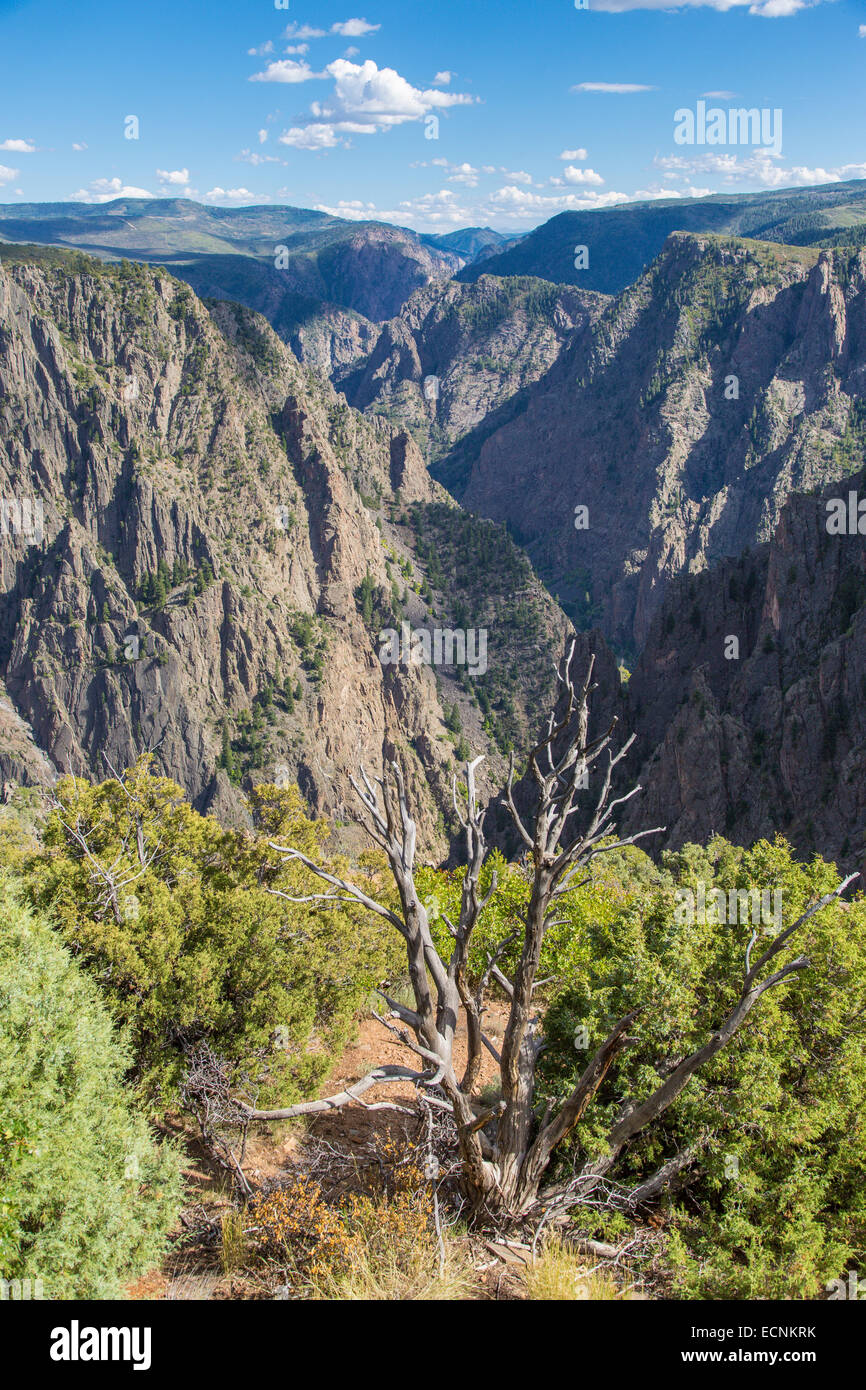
xmin=560 ymin=148 xmax=588 ymax=161
xmin=314 ymin=198 xmax=379 ymax=218
xmin=70 ymin=177 xmax=153 ymax=203
xmin=282 ymin=24 xmax=327 ymax=39
xmin=202 ymin=187 xmax=261 ymax=204
xmin=860 ymin=24 xmax=866 ymax=36
xmin=279 ymin=124 xmax=343 ymax=149
xmin=488 ymin=185 xmax=629 ymax=216
xmin=701 ymin=90 xmax=738 ymax=99
xmin=236 ymin=149 xmax=282 ymax=165
xmin=502 ymin=169 xmax=534 ymax=185
xmin=0 ymin=138 xmax=36 ymax=153
xmin=308 ymin=178 xmax=752 ymax=232
xmin=258 ymin=129 xmax=268 ymax=144
xmin=584 ymin=0 xmax=817 ymax=10
xmin=72 ymin=141 xmax=88 ymax=151
xmin=276 ymin=58 xmax=475 ymax=149
xmin=248 ymin=41 xmax=274 ymax=56
xmin=572 ymin=82 xmax=656 ymax=93
xmin=563 ymin=165 xmax=605 ymax=185
xmin=632 ymin=182 xmax=715 ymax=199
xmin=330 ymin=19 xmax=380 ymax=36
xmin=0 ymin=164 xmax=20 ymax=184
xmin=250 ymin=59 xmax=323 ymax=83
xmin=156 ymin=168 xmax=190 ymax=185
xmin=285 ymin=44 xmax=310 ymax=54
xmin=448 ymin=162 xmax=480 ymax=186
xmin=433 ymin=71 xmax=452 ymax=85
xmin=748 ymin=0 xmax=806 ymax=13
xmin=655 ymin=150 xmax=866 ymax=187
xmin=325 ymin=58 xmax=473 ymax=125
xmin=344 ymin=47 xmax=360 ymax=57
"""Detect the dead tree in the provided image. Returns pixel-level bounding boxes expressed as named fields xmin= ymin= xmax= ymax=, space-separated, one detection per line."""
xmin=243 ymin=640 xmax=858 ymax=1222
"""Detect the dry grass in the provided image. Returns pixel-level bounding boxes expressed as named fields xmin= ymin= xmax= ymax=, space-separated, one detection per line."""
xmin=219 ymin=1209 xmax=248 ymax=1276
xmin=308 ymin=1234 xmax=474 ymax=1301
xmin=523 ymin=1236 xmax=630 ymax=1301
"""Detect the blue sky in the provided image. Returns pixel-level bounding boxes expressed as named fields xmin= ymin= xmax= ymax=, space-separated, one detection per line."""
xmin=0 ymin=0 xmax=864 ymax=231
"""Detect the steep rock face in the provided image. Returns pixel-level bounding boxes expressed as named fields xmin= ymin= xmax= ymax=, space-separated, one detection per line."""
xmin=339 ymin=275 xmax=606 ymax=475
xmin=0 ymin=685 xmax=56 ymax=790
xmin=457 ymin=235 xmax=866 ymax=657
xmin=621 ymin=470 xmax=866 ymax=872
xmin=0 ymin=250 xmax=570 ymax=850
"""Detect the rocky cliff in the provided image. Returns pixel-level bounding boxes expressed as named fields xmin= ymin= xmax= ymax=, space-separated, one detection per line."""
xmin=339 ymin=274 xmax=605 ymax=475
xmin=454 ymin=235 xmax=866 ymax=659
xmin=619 ymin=467 xmax=866 ymax=873
xmin=0 ymin=246 xmax=570 ymax=850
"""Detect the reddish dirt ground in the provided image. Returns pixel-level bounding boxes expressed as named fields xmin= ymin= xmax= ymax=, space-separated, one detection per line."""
xmin=128 ymin=1000 xmax=520 ymax=1300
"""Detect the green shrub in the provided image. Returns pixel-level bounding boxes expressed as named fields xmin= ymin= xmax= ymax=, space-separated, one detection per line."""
xmin=535 ymin=837 xmax=866 ymax=1299
xmin=0 ymin=880 xmax=183 ymax=1297
xmin=22 ymin=761 xmax=399 ymax=1105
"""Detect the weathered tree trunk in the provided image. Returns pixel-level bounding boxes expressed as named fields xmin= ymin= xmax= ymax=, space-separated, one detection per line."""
xmin=243 ymin=640 xmax=858 ymax=1229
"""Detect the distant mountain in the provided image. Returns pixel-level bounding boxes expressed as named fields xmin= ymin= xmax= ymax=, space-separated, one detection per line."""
xmin=456 ymin=180 xmax=866 ymax=295
xmin=424 ymin=227 xmax=521 ymax=261
xmin=0 ymin=197 xmax=467 ymax=332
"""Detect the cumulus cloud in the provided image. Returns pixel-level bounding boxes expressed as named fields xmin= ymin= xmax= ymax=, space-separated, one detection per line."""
xmin=655 ymin=150 xmax=866 ymax=186
xmin=278 ymin=124 xmax=344 ymax=149
xmin=571 ymin=82 xmax=656 ymax=93
xmin=330 ymin=19 xmax=380 ymax=36
xmin=560 ymin=148 xmax=588 ymax=161
xmin=313 ymin=198 xmax=379 ymax=219
xmin=236 ymin=149 xmax=282 ymax=165
xmin=202 ymin=187 xmax=261 ymax=204
xmin=448 ymin=162 xmax=480 ymax=186
xmin=860 ymin=24 xmax=866 ymax=36
xmin=0 ymin=164 xmax=20 ymax=184
xmin=250 ymin=59 xmax=323 ymax=83
xmin=285 ymin=44 xmax=310 ymax=54
xmin=156 ymin=168 xmax=190 ymax=185
xmin=487 ymin=185 xmax=629 ymax=215
xmin=433 ymin=71 xmax=452 ymax=85
xmin=563 ymin=165 xmax=605 ymax=185
xmin=70 ymin=177 xmax=153 ymax=203
xmin=307 ymin=176 xmax=755 ymax=232
xmin=248 ymin=41 xmax=274 ymax=56
xmin=583 ymin=0 xmax=819 ymax=10
xmin=72 ymin=142 xmax=88 ymax=151
xmin=282 ymin=23 xmax=327 ymax=39
xmin=276 ymin=58 xmax=475 ymax=148
xmin=0 ymin=138 xmax=36 ymax=153
xmin=502 ymin=169 xmax=534 ymax=185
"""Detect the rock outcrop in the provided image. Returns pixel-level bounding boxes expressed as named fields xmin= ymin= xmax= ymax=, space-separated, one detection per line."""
xmin=0 ymin=249 xmax=570 ymax=851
